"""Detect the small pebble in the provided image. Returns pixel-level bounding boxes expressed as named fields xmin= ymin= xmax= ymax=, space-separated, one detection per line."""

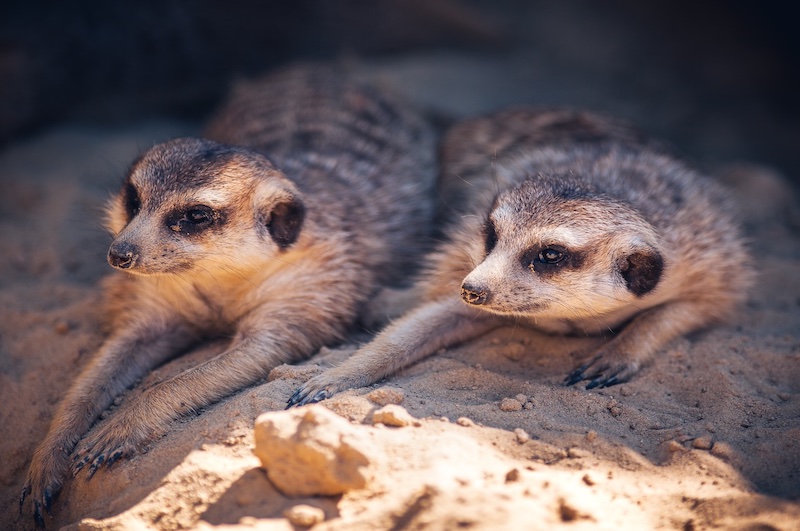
xmin=500 ymin=398 xmax=522 ymax=412
xmin=505 ymin=468 xmax=521 ymax=482
xmin=372 ymin=404 xmax=415 ymax=427
xmin=284 ymin=505 xmax=325 ymax=527
xmin=513 ymin=428 xmax=530 ymax=444
xmin=710 ymin=441 xmax=736 ymax=461
xmin=515 ymin=394 xmax=528 ymax=404
xmin=692 ymin=436 xmax=713 ymax=450
xmin=457 ymin=417 xmax=475 ymax=427
xmin=514 ymin=428 xmax=531 ymax=444
xmin=367 ymin=386 xmax=405 ymax=406
xmin=582 ymin=474 xmax=595 ymax=486
xmin=523 ymin=402 xmax=533 ymax=410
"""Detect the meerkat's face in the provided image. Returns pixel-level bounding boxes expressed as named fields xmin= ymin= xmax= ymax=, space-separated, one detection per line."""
xmin=459 ymin=180 xmax=664 ymax=324
xmin=105 ymin=138 xmax=305 ymax=276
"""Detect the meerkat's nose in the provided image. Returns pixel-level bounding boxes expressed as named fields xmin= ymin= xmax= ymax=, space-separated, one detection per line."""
xmin=461 ymin=282 xmax=489 ymax=305
xmin=108 ymin=241 xmax=139 ymax=269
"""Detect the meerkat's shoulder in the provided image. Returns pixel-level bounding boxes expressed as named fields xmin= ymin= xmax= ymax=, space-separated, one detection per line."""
xmin=441 ymin=107 xmax=651 ymax=167
xmin=204 ymin=64 xmax=435 ymax=156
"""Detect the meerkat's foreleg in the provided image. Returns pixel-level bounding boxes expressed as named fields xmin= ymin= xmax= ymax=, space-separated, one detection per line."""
xmin=565 ymin=300 xmax=720 ymax=388
xmin=70 ymin=303 xmax=346 ymax=476
xmin=288 ymin=299 xmax=500 ymax=407
xmin=21 ymin=321 xmax=197 ymax=526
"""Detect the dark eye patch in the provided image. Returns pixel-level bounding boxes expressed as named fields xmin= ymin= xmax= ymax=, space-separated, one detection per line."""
xmin=483 ymin=218 xmax=498 ymax=255
xmin=124 ymin=182 xmax=141 ymax=221
xmin=166 ymin=205 xmax=222 ymax=235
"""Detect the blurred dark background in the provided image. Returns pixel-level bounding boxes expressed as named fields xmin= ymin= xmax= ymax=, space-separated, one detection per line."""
xmin=1 ymin=0 xmax=798 ymax=182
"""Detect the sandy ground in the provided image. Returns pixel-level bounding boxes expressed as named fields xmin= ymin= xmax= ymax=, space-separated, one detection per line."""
xmin=2 ymin=54 xmax=800 ymax=530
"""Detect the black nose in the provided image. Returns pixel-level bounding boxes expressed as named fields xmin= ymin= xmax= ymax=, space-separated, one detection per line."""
xmin=461 ymin=282 xmax=489 ymax=305
xmin=108 ymin=241 xmax=139 ymax=269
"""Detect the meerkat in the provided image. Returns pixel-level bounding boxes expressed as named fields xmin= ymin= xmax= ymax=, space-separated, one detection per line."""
xmin=288 ymin=107 xmax=752 ymax=407
xmin=21 ymin=65 xmax=436 ymax=526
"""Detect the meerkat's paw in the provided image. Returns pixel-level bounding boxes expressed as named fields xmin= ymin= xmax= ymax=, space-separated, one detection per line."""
xmin=287 ymin=370 xmax=362 ymax=408
xmin=21 ymin=443 xmax=70 ymax=527
xmin=564 ymin=352 xmax=641 ymax=389
xmin=287 ymin=378 xmax=336 ymax=408
xmin=72 ymin=410 xmax=157 ymax=479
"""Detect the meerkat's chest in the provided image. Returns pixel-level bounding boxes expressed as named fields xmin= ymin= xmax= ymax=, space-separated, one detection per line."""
xmin=521 ymin=305 xmax=642 ymax=336
xmin=139 ymin=272 xmax=272 ymax=332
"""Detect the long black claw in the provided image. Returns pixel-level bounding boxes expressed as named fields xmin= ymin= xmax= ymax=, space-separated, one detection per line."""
xmin=105 ymin=450 xmax=124 ymax=468
xmin=585 ymin=377 xmax=604 ymax=390
xmin=86 ymin=455 xmax=105 ymax=480
xmin=34 ymin=501 xmax=44 ymax=528
xmin=19 ymin=483 xmax=30 ymax=515
xmin=586 ymin=373 xmax=624 ymax=390
xmin=309 ymin=390 xmax=330 ymax=404
xmin=286 ymin=388 xmax=306 ymax=409
xmin=74 ymin=454 xmax=90 ymax=473
xmin=564 ymin=370 xmax=585 ymax=386
xmin=287 ymin=387 xmax=333 ymax=408
xmin=43 ymin=487 xmax=53 ymax=513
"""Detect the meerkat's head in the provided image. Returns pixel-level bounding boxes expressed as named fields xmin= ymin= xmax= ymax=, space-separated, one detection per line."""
xmin=459 ymin=177 xmax=665 ymax=323
xmin=105 ymin=138 xmax=305 ymax=276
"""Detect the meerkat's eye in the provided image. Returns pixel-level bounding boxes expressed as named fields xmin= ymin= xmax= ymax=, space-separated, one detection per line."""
xmin=124 ymin=182 xmax=141 ymax=220
xmin=186 ymin=208 xmax=212 ymax=225
xmin=539 ymin=248 xmax=565 ymax=264
xmin=522 ymin=245 xmax=569 ymax=272
xmin=483 ymin=219 xmax=497 ymax=255
xmin=168 ymin=205 xmax=216 ymax=233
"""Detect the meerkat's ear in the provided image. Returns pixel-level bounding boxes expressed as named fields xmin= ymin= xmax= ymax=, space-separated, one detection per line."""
xmin=266 ymin=197 xmax=305 ymax=249
xmin=618 ymin=244 xmax=663 ymax=297
xmin=253 ymin=177 xmax=306 ymax=250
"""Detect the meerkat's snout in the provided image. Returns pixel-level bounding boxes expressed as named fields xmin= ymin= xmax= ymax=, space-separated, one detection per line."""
xmin=461 ymin=282 xmax=489 ymax=305
xmin=108 ymin=241 xmax=139 ymax=270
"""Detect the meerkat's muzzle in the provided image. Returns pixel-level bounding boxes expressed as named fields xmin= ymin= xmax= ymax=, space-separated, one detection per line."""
xmin=108 ymin=241 xmax=139 ymax=270
xmin=461 ymin=282 xmax=489 ymax=305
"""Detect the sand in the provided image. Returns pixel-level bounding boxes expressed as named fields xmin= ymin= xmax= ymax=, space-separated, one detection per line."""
xmin=2 ymin=56 xmax=800 ymax=529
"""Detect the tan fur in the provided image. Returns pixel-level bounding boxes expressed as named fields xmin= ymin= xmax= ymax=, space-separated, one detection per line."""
xmin=22 ymin=64 xmax=437 ymax=525
xmin=289 ymin=107 xmax=753 ymax=406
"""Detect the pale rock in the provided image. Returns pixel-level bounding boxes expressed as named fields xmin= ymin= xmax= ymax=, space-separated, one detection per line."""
xmin=367 ymin=386 xmax=406 ymax=406
xmin=500 ymin=398 xmax=522 ymax=411
xmin=253 ymin=405 xmax=374 ymax=496
xmin=513 ymin=428 xmax=530 ymax=444
xmin=372 ymin=404 xmax=415 ymax=427
xmin=284 ymin=504 xmax=325 ymax=527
